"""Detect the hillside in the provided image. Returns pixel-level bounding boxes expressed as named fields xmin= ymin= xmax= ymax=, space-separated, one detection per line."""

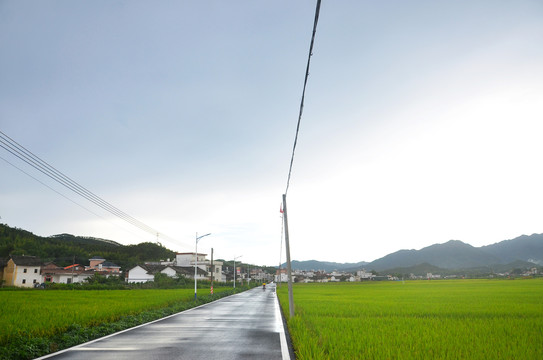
xmin=0 ymin=223 xmax=175 ymax=271
xmin=479 ymin=234 xmax=543 ymax=265
xmin=367 ymin=240 xmax=502 ymax=271
xmin=287 ymin=234 xmax=543 ymax=274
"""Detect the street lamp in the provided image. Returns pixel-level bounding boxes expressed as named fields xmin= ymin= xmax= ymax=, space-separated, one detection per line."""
xmin=195 ymin=232 xmax=211 ymax=300
xmin=233 ymin=255 xmax=242 ymax=289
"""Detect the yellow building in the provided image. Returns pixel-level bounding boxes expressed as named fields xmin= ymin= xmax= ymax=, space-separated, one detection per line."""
xmin=3 ymin=255 xmax=42 ymax=287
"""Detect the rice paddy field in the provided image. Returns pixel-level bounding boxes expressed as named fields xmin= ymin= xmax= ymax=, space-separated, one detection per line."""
xmin=277 ymin=279 xmax=543 ymax=359
xmin=0 ymin=288 xmax=230 ymax=347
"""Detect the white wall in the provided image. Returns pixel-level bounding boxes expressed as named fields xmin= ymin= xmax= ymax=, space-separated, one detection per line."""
xmin=15 ymin=266 xmax=41 ymax=287
xmin=127 ymin=266 xmax=154 ymax=283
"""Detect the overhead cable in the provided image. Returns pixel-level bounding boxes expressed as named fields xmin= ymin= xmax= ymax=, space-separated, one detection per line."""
xmin=0 ymin=154 xmax=155 ymax=243
xmin=284 ymin=0 xmax=322 ymax=195
xmin=0 ymin=130 xmax=181 ymax=247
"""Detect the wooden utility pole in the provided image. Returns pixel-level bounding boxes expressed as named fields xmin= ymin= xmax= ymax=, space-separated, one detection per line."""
xmin=282 ymin=194 xmax=294 ymax=318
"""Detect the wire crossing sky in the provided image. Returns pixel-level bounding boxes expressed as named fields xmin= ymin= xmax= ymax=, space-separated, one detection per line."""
xmin=0 ymin=130 xmax=182 ymax=249
xmin=2 ymin=1 xmax=543 ymax=266
xmin=284 ymin=0 xmax=322 ymax=196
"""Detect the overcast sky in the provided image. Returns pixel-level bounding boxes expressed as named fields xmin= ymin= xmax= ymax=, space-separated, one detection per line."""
xmin=1 ymin=1 xmax=543 ymax=266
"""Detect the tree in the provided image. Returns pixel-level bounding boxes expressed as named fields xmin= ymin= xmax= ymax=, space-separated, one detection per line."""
xmin=153 ymin=273 xmax=175 ymax=288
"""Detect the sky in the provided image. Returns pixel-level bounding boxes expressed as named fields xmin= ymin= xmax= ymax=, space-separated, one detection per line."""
xmin=1 ymin=1 xmax=543 ymax=267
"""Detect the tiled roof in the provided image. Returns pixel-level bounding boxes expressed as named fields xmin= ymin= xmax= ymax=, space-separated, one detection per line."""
xmin=42 ymin=268 xmax=95 ymax=275
xmin=135 ymin=264 xmax=206 ymax=276
xmin=10 ymin=255 xmax=42 ymax=266
xmin=167 ymin=265 xmax=206 ymax=276
xmin=168 ymin=266 xmax=192 ymax=276
xmin=101 ymin=261 xmax=120 ymax=268
xmin=63 ymin=264 xmax=81 ymax=269
xmin=139 ymin=264 xmax=167 ymax=274
xmin=43 ymin=262 xmax=62 ymax=270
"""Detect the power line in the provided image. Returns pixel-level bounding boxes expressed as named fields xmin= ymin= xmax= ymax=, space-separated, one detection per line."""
xmin=0 ymin=132 xmax=156 ymax=235
xmin=0 ymin=154 xmax=152 ymax=244
xmin=280 ymin=0 xmax=323 ymax=319
xmin=284 ymin=0 xmax=322 ymax=195
xmin=0 ymin=130 xmax=182 ymax=247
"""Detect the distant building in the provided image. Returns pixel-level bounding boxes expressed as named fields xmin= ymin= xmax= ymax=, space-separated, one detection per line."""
xmin=126 ymin=264 xmax=206 ymax=283
xmin=42 ymin=262 xmax=94 ymax=284
xmin=85 ymin=257 xmax=121 ymax=274
xmin=175 ymin=252 xmax=225 ymax=282
xmin=357 ymin=269 xmax=374 ymax=280
xmin=3 ymin=255 xmax=42 ymax=287
xmin=275 ymin=268 xmax=288 ymax=283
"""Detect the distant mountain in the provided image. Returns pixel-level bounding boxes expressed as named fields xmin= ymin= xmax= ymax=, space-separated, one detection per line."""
xmin=287 ymin=234 xmax=543 ymax=273
xmin=281 ymin=260 xmax=368 ymax=273
xmin=479 ymin=234 xmax=543 ymax=265
xmin=0 ymin=223 xmax=175 ymax=270
xmin=367 ymin=240 xmax=501 ymax=271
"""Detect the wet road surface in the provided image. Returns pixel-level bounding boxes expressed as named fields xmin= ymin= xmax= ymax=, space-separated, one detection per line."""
xmin=38 ymin=283 xmax=290 ymax=360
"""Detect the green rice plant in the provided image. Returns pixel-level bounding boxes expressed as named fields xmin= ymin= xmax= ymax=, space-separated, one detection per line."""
xmin=278 ymin=279 xmax=543 ymax=359
xmin=0 ymin=287 xmax=231 ymax=346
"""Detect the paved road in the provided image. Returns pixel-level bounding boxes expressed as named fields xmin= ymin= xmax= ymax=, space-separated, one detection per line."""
xmin=38 ymin=283 xmax=290 ymax=360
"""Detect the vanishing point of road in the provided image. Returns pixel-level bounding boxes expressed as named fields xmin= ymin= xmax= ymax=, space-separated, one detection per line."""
xmin=38 ymin=283 xmax=291 ymax=360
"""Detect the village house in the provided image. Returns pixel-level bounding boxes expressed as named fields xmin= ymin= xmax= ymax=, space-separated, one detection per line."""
xmin=126 ymin=253 xmax=224 ymax=283
xmin=86 ymin=257 xmax=121 ymax=274
xmin=175 ymin=252 xmax=225 ymax=282
xmin=126 ymin=264 xmax=163 ymax=283
xmin=250 ymin=268 xmax=274 ymax=283
xmin=41 ymin=262 xmax=95 ymax=284
xmin=357 ymin=269 xmax=374 ymax=281
xmin=0 ymin=255 xmax=124 ymax=287
xmin=2 ymin=255 xmax=42 ymax=287
xmin=426 ymin=273 xmax=442 ymax=280
xmin=126 ymin=263 xmax=204 ymax=283
xmin=275 ymin=268 xmax=289 ymax=283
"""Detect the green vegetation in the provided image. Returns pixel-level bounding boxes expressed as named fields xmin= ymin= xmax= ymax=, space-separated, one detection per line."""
xmin=0 ymin=223 xmax=175 ymax=270
xmin=0 ymin=286 xmax=250 ymax=360
xmin=0 ymin=224 xmax=277 ymax=277
xmin=277 ymin=279 xmax=543 ymax=359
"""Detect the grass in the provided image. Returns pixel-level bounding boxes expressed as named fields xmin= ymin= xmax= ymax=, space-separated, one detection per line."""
xmin=277 ymin=279 xmax=543 ymax=359
xmin=0 ymin=287 xmax=237 ymax=359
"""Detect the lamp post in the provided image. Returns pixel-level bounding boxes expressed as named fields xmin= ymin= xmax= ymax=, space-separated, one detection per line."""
xmin=233 ymin=255 xmax=242 ymax=289
xmin=195 ymin=232 xmax=211 ymax=300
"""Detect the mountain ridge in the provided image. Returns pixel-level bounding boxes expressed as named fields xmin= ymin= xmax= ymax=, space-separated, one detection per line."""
xmin=284 ymin=234 xmax=543 ymax=273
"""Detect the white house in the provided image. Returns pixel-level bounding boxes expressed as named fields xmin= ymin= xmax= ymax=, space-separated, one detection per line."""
xmin=42 ymin=262 xmax=94 ymax=284
xmin=175 ymin=252 xmax=225 ymax=282
xmin=126 ymin=264 xmax=158 ymax=283
xmin=357 ymin=269 xmax=374 ymax=280
xmin=3 ymin=255 xmax=42 ymax=287
xmin=275 ymin=268 xmax=289 ymax=283
xmin=161 ymin=265 xmax=200 ymax=279
xmin=86 ymin=257 xmax=121 ymax=274
xmin=126 ymin=264 xmax=207 ymax=283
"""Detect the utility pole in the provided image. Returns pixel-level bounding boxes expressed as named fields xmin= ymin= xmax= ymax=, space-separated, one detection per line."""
xmin=210 ymin=248 xmax=214 ymax=295
xmin=194 ymin=232 xmax=211 ymax=300
xmin=279 ymin=213 xmax=284 ymax=287
xmin=233 ymin=255 xmax=242 ymax=289
xmin=71 ymin=255 xmax=75 ymax=287
xmin=282 ymin=194 xmax=294 ymax=318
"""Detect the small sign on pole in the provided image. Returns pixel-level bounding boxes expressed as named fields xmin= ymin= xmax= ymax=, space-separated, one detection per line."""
xmin=210 ymin=286 xmax=213 ymax=295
